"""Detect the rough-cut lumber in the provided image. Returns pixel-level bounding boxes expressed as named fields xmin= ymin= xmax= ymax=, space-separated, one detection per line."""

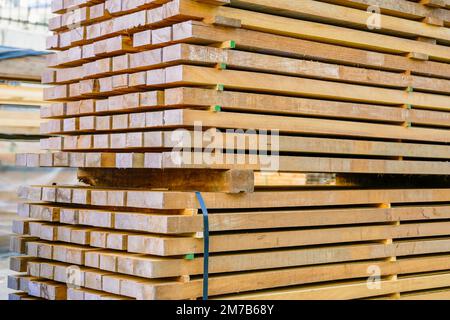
xmin=78 ymin=168 xmax=254 ymax=192
xmin=46 ymin=43 xmax=450 ymax=94
xmin=16 ymin=254 xmax=450 ymax=300
xmin=172 ymin=20 xmax=450 ymax=78
xmin=165 ymin=152 xmax=450 ymax=174
xmin=18 ymin=217 xmax=450 ymax=256
xmin=15 ymin=150 xmax=450 ymax=175
xmin=228 ymin=0 xmax=450 ymax=42
xmin=317 ymin=0 xmax=450 ymax=26
xmin=0 ymin=56 xmax=47 ymax=81
xmin=0 ymin=84 xmax=45 ymax=107
xmin=39 ymin=132 xmax=450 ymax=159
xmin=11 ymin=0 xmax=450 ymax=301
xmin=14 ymin=203 xmax=450 ymax=233
xmin=22 ymin=237 xmax=450 ymax=279
xmin=163 ymin=108 xmax=450 ymax=142
xmin=165 ymin=65 xmax=450 ymax=111
xmin=39 ymin=106 xmax=450 ymax=140
xmin=0 ymin=110 xmax=42 ymax=135
xmin=162 ymin=43 xmax=450 ymax=93
xmin=142 ymin=260 xmax=450 ymax=300
xmin=163 ymin=87 xmax=450 ymax=127
xmin=218 ymin=272 xmax=450 ymax=300
xmin=19 ymin=186 xmax=450 ymax=209
xmin=169 ymin=0 xmax=450 ymax=61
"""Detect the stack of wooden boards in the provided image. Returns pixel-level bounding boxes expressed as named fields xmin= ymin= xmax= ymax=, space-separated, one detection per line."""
xmin=0 ymin=54 xmax=45 ymax=165
xmin=0 ymin=51 xmax=79 ymax=213
xmin=8 ymin=0 xmax=450 ymax=300
xmin=0 ymin=51 xmax=53 ymax=299
xmin=0 ymin=55 xmax=47 ymax=216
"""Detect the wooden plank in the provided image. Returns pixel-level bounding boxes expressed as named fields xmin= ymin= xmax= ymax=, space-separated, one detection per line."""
xmin=165 ymin=65 xmax=450 ymax=111
xmin=164 ymin=152 xmax=450 ymax=174
xmin=39 ymin=105 xmax=450 ymax=144
xmin=399 ymin=289 xmax=450 ymax=300
xmin=228 ymin=0 xmax=450 ymax=42
xmin=9 ymin=256 xmax=42 ymax=273
xmin=78 ymin=168 xmax=254 ymax=192
xmin=8 ymin=292 xmax=43 ymax=300
xmin=170 ymin=0 xmax=450 ymax=61
xmin=140 ymin=255 xmax=450 ymax=299
xmin=0 ymin=110 xmax=42 ymax=135
xmin=18 ymin=203 xmax=450 ymax=234
xmin=45 ymin=63 xmax=450 ymax=106
xmin=126 ymin=221 xmax=450 ymax=256
xmin=0 ymin=56 xmax=46 ymax=82
xmin=20 ymin=186 xmax=450 ymax=209
xmin=83 ymin=238 xmax=450 ymax=278
xmin=163 ymin=108 xmax=450 ymax=142
xmin=164 ymin=87 xmax=450 ymax=127
xmin=39 ymin=86 xmax=450 ymax=128
xmin=22 ymin=150 xmax=450 ymax=175
xmin=10 ymin=235 xmax=40 ymax=254
xmin=21 ymin=254 xmax=450 ymax=300
xmin=218 ymin=272 xmax=450 ymax=300
xmin=173 ymin=20 xmax=450 ymax=78
xmin=23 ymin=217 xmax=450 ymax=256
xmin=162 ymin=43 xmax=450 ymax=93
xmin=67 ymin=287 xmax=134 ymax=300
xmin=49 ymin=132 xmax=450 ymax=159
xmin=27 ymin=279 xmax=67 ymax=300
xmin=0 ymin=85 xmax=44 ymax=107
xmin=48 ymin=43 xmax=450 ymax=94
xmin=316 ymin=0 xmax=450 ymax=25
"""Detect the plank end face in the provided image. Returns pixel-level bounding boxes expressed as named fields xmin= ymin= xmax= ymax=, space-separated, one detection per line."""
xmin=127 ymin=190 xmax=164 ymax=209
xmin=164 ymin=109 xmax=185 ymax=126
xmin=163 ymin=87 xmax=187 ymax=106
xmin=144 ymin=153 xmax=163 ymax=169
xmin=162 ymin=44 xmax=183 ymax=63
xmin=164 ymin=65 xmax=185 ymax=84
xmin=136 ymin=284 xmax=157 ymax=300
xmin=115 ymin=153 xmax=136 ymax=169
xmin=227 ymin=169 xmax=255 ymax=193
xmin=15 ymin=153 xmax=27 ymax=167
xmin=172 ymin=21 xmax=192 ymax=42
xmin=17 ymin=186 xmax=30 ymax=199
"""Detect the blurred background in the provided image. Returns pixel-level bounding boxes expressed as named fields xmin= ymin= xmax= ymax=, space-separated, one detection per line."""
xmin=0 ymin=0 xmax=76 ymax=299
xmin=1 ymin=0 xmax=50 ymax=50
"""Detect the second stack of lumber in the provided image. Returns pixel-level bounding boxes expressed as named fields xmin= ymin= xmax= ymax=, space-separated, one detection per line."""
xmin=8 ymin=0 xmax=450 ymax=300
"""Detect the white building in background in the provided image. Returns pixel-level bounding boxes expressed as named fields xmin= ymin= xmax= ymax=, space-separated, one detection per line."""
xmin=0 ymin=0 xmax=51 ymax=51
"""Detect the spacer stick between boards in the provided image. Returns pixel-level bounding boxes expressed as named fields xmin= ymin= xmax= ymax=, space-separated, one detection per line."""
xmin=209 ymin=40 xmax=236 ymax=49
xmin=222 ymin=40 xmax=236 ymax=49
xmin=209 ymin=105 xmax=222 ymax=112
xmin=195 ymin=191 xmax=210 ymax=301
xmin=215 ymin=62 xmax=227 ymax=70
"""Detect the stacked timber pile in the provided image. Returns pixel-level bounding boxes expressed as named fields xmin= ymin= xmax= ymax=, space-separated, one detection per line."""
xmin=0 ymin=52 xmax=62 ymax=237
xmin=0 ymin=52 xmax=44 ymax=167
xmin=7 ymin=0 xmax=450 ymax=300
xmin=0 ymin=49 xmax=77 ymax=299
xmin=0 ymin=52 xmax=45 ymax=268
xmin=0 ymin=50 xmax=73 ymax=215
